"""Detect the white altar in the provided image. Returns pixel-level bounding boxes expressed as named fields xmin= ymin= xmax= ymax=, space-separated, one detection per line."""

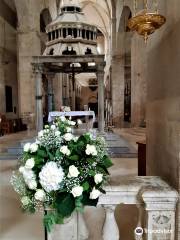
xmin=48 ymin=111 xmax=96 ymax=123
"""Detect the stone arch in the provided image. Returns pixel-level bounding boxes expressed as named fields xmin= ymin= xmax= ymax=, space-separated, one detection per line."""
xmin=40 ymin=8 xmax=52 ymax=32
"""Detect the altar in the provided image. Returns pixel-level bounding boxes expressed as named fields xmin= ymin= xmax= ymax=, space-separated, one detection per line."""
xmin=48 ymin=111 xmax=96 ymax=123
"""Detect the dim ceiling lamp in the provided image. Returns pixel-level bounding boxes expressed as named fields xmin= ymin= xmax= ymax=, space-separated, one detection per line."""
xmin=128 ymin=0 xmax=166 ymax=43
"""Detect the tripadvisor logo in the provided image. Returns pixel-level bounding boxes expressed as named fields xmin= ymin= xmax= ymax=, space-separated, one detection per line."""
xmin=134 ymin=227 xmax=144 ymax=236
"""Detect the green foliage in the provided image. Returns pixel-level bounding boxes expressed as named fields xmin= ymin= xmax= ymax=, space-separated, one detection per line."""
xmin=44 ymin=211 xmax=63 ymax=232
xmin=54 ymin=193 xmax=75 ymax=217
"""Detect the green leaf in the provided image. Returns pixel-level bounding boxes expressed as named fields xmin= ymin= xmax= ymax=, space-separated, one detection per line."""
xmin=81 ymin=192 xmax=98 ymax=207
xmin=43 ymin=211 xmax=63 ymax=232
xmin=37 ymin=149 xmax=47 ymax=158
xmin=88 ymin=170 xmax=95 ymax=176
xmin=47 ymin=150 xmax=54 ymax=161
xmin=82 ymin=182 xmax=89 ymax=191
xmin=69 ymin=155 xmax=79 ymax=161
xmin=55 ymin=193 xmax=75 ymax=217
xmin=102 ymin=156 xmax=113 ymax=168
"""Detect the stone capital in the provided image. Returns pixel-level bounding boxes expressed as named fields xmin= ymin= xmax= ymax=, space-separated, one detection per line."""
xmin=32 ymin=63 xmax=44 ymax=74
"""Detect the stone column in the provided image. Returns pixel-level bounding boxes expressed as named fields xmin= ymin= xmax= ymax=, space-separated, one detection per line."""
xmin=131 ymin=35 xmax=147 ymax=127
xmin=33 ymin=64 xmax=43 ymax=132
xmin=111 ymin=56 xmax=125 ymax=127
xmin=47 ymin=73 xmax=55 ymax=113
xmin=97 ymin=66 xmax=105 ymax=133
xmin=53 ymin=73 xmax=63 ymax=110
xmin=17 ymin=29 xmax=41 ymax=117
xmin=0 ymin=48 xmax=5 ymax=113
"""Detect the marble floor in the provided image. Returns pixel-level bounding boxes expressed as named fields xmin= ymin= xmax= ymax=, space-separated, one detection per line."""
xmin=0 ymin=128 xmax=145 ymax=240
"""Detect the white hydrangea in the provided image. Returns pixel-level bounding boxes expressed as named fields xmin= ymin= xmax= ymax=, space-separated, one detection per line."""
xmin=23 ymin=143 xmax=31 ymax=152
xmin=34 ymin=189 xmax=46 ymax=202
xmin=90 ymin=188 xmax=101 ymax=199
xmin=63 ymin=133 xmax=74 ymax=141
xmin=60 ymin=146 xmax=71 ymax=156
xmin=68 ymin=165 xmax=80 ymax=178
xmin=85 ymin=144 xmax=97 ymax=156
xmin=94 ymin=173 xmax=103 ymax=184
xmin=71 ymin=186 xmax=83 ymax=197
xmin=39 ymin=162 xmax=64 ymax=192
xmin=30 ymin=143 xmax=38 ymax=153
xmin=25 ymin=158 xmax=35 ymax=169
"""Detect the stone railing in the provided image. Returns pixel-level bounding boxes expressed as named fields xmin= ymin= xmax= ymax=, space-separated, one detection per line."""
xmin=47 ymin=176 xmax=178 ymax=240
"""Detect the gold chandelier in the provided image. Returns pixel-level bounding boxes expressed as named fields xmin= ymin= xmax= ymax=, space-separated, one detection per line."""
xmin=128 ymin=0 xmax=166 ymax=43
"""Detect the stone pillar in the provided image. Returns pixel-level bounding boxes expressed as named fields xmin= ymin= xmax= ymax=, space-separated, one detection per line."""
xmin=131 ymin=35 xmax=147 ymax=127
xmin=0 ymin=48 xmax=5 ymax=113
xmin=47 ymin=73 xmax=55 ymax=113
xmin=97 ymin=67 xmax=105 ymax=133
xmin=33 ymin=64 xmax=43 ymax=132
xmin=53 ymin=73 xmax=63 ymax=110
xmin=111 ymin=56 xmax=125 ymax=127
xmin=17 ymin=29 xmax=41 ymax=117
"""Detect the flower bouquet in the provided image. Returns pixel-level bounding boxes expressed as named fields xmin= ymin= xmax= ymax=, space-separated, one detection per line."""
xmin=11 ymin=117 xmax=113 ymax=232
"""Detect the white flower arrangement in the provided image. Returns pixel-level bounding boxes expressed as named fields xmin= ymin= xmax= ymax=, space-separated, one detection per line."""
xmin=11 ymin=117 xmax=112 ymax=232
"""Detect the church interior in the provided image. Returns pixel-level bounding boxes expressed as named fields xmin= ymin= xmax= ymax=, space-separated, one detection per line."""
xmin=0 ymin=0 xmax=179 ymax=239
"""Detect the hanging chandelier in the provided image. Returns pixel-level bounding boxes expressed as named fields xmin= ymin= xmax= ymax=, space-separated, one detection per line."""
xmin=128 ymin=0 xmax=166 ymax=43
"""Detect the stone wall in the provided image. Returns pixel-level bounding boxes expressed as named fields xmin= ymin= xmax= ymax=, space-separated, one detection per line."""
xmin=145 ymin=1 xmax=180 ymax=239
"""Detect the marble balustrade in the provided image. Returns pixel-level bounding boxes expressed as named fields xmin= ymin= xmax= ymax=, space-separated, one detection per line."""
xmin=47 ymin=176 xmax=178 ymax=240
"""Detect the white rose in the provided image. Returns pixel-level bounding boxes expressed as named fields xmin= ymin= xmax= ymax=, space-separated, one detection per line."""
xmin=71 ymin=186 xmax=83 ymax=198
xmin=21 ymin=196 xmax=31 ymax=206
xmin=19 ymin=166 xmax=25 ymax=173
xmin=60 ymin=116 xmax=66 ymax=122
xmin=34 ymin=189 xmax=46 ymax=202
xmin=60 ymin=146 xmax=70 ymax=156
xmin=94 ymin=173 xmax=103 ymax=184
xmin=66 ymin=127 xmax=72 ymax=133
xmin=73 ymin=136 xmax=79 ymax=142
xmin=63 ymin=133 xmax=74 ymax=141
xmin=51 ymin=125 xmax=56 ymax=130
xmin=55 ymin=130 xmax=61 ymax=137
xmin=90 ymin=188 xmax=101 ymax=199
xmin=24 ymin=143 xmax=31 ymax=152
xmin=28 ymin=179 xmax=37 ymax=190
xmin=85 ymin=144 xmax=97 ymax=156
xmin=30 ymin=143 xmax=38 ymax=153
xmin=25 ymin=158 xmax=35 ymax=169
xmin=77 ymin=119 xmax=82 ymax=125
xmin=45 ymin=125 xmax=49 ymax=129
xmin=68 ymin=120 xmax=76 ymax=126
xmin=38 ymin=130 xmax=44 ymax=138
xmin=68 ymin=165 xmax=80 ymax=178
